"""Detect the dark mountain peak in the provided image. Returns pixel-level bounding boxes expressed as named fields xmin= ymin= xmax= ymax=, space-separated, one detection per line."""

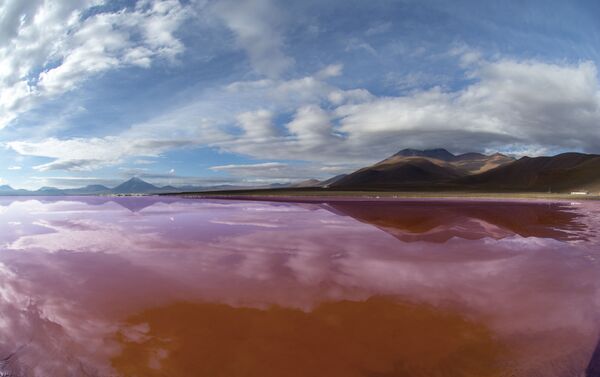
xmin=424 ymin=148 xmax=454 ymax=155
xmin=394 ymin=148 xmax=455 ymax=161
xmin=0 ymin=185 xmax=14 ymax=191
xmin=455 ymin=152 xmax=486 ymax=159
xmin=112 ymin=177 xmax=159 ymax=194
xmin=395 ymin=148 xmax=422 ymax=156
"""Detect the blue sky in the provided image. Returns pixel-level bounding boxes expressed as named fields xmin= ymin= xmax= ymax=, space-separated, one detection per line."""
xmin=1 ymin=0 xmax=599 ymax=189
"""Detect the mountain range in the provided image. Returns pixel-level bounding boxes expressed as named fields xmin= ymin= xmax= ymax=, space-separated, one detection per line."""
xmin=0 ymin=177 xmax=249 ymax=196
xmin=330 ymin=148 xmax=600 ymax=192
xmin=3 ymin=148 xmax=600 ymax=196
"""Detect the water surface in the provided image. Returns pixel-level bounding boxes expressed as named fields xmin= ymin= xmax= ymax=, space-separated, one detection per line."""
xmin=0 ymin=196 xmax=599 ymax=376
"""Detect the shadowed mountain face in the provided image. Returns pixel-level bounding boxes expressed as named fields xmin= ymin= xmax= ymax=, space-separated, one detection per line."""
xmin=323 ymin=200 xmax=587 ymax=244
xmin=320 ymin=174 xmax=348 ymax=187
xmin=457 ymin=153 xmax=600 ymax=192
xmin=333 ymin=149 xmax=514 ymax=189
xmin=334 ymin=158 xmax=465 ymax=188
xmin=394 ymin=148 xmax=457 ymax=161
xmin=587 ymin=340 xmax=600 ymax=377
xmin=332 ymin=149 xmax=600 ymax=192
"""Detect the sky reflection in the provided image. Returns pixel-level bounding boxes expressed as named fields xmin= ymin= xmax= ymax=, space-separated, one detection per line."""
xmin=0 ymin=197 xmax=599 ymax=376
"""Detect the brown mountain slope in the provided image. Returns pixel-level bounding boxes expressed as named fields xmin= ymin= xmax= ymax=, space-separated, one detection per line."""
xmin=458 ymin=153 xmax=600 ymax=192
xmin=333 ymin=158 xmax=465 ymax=188
xmin=333 ymin=149 xmax=514 ymax=189
xmin=378 ymin=149 xmax=514 ymax=174
xmin=452 ymin=153 xmax=515 ymax=174
xmin=291 ymin=179 xmax=321 ymax=188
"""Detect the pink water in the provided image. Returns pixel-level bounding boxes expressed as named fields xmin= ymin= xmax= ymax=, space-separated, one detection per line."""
xmin=0 ymin=196 xmax=599 ymax=376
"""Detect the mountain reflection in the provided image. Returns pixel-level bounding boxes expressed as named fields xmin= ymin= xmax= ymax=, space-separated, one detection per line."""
xmin=323 ymin=200 xmax=588 ymax=242
xmin=0 ymin=195 xmax=182 ymax=213
xmin=1 ymin=196 xmax=588 ymax=242
xmin=588 ymin=340 xmax=600 ymax=377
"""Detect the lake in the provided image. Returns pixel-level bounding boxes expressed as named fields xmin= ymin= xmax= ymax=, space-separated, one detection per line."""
xmin=0 ymin=196 xmax=599 ymax=376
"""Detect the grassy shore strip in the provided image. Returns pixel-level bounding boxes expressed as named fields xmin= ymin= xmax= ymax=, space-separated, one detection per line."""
xmin=167 ymin=188 xmax=600 ymax=202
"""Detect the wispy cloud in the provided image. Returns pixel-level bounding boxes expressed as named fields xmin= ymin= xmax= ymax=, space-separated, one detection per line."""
xmin=211 ymin=0 xmax=293 ymax=78
xmin=0 ymin=0 xmax=189 ymax=129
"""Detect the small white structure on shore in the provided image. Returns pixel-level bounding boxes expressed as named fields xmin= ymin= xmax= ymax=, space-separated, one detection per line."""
xmin=570 ymin=190 xmax=589 ymax=195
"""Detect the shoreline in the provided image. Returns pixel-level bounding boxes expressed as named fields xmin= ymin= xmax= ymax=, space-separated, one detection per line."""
xmin=169 ymin=190 xmax=600 ymax=204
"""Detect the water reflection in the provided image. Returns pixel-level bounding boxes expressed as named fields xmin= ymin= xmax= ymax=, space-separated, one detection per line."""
xmin=0 ymin=196 xmax=598 ymax=376
xmin=324 ymin=200 xmax=588 ymax=242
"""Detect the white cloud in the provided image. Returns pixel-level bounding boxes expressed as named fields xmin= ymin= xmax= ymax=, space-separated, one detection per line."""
xmin=211 ymin=0 xmax=293 ymax=78
xmin=0 ymin=0 xmax=189 ymax=128
xmin=134 ymin=159 xmax=157 ymax=165
xmin=28 ymin=175 xmax=120 ymax=189
xmin=286 ymin=105 xmax=335 ymax=147
xmin=7 ymin=166 xmax=21 ymax=170
xmin=345 ymin=38 xmax=378 ymax=56
xmin=210 ymin=162 xmax=326 ymax=182
xmin=7 ymin=100 xmax=230 ymax=171
xmin=222 ymin=58 xmax=600 ymax=164
xmin=334 ymin=59 xmax=600 ymax=154
xmin=365 ymin=21 xmax=392 ymax=36
xmin=211 ymin=162 xmax=288 ymax=173
xmin=225 ymin=72 xmax=372 ymax=113
xmin=315 ymin=64 xmax=344 ymax=79
xmin=319 ymin=165 xmax=351 ymax=174
xmin=236 ymin=109 xmax=278 ymax=140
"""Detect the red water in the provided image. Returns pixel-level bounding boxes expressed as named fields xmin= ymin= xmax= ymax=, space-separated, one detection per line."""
xmin=0 ymin=196 xmax=599 ymax=376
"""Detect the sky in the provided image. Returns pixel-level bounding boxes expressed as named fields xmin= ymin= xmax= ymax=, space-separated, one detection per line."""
xmin=0 ymin=0 xmax=599 ymax=189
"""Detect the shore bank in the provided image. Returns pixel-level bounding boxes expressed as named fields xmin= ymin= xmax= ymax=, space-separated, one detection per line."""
xmin=167 ymin=189 xmax=600 ymax=203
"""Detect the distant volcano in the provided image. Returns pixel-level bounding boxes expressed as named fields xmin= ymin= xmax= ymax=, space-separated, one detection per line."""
xmin=112 ymin=177 xmax=160 ymax=194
